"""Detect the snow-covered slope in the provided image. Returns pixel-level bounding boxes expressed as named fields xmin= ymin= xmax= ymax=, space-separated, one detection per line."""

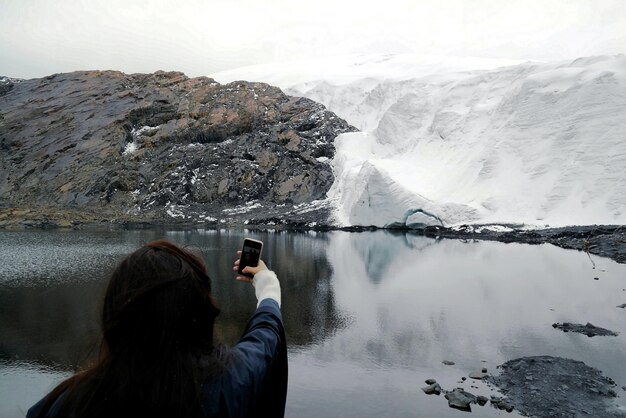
xmin=212 ymin=54 xmax=626 ymax=228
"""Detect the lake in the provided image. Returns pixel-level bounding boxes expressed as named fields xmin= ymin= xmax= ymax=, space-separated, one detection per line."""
xmin=1 ymin=229 xmax=625 ymax=417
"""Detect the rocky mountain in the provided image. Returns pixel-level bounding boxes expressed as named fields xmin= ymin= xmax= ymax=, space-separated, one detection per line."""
xmin=0 ymin=71 xmax=356 ymax=228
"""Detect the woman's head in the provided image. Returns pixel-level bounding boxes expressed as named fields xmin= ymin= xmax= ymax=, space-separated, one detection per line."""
xmin=103 ymin=240 xmax=220 ymax=356
xmin=37 ymin=240 xmax=225 ymax=418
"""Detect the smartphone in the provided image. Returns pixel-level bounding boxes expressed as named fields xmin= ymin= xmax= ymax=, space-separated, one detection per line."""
xmin=238 ymin=238 xmax=263 ymax=278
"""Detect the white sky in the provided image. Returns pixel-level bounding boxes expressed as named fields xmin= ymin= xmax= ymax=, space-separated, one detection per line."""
xmin=1 ymin=0 xmax=625 ymax=79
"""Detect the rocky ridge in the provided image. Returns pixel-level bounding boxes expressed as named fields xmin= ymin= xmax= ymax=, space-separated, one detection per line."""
xmin=0 ymin=71 xmax=356 ymax=228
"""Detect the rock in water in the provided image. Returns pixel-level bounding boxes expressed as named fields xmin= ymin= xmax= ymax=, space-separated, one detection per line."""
xmin=488 ymin=356 xmax=622 ymax=417
xmin=0 ymin=71 xmax=356 ymax=228
xmin=490 ymin=397 xmax=514 ymax=412
xmin=421 ymin=383 xmax=442 ymax=395
xmin=444 ymin=388 xmax=477 ymax=411
xmin=552 ymin=322 xmax=618 ymax=337
xmin=468 ymin=371 xmax=488 ymax=379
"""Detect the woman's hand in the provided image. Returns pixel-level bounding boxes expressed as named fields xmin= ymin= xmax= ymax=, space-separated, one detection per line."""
xmin=233 ymin=251 xmax=280 ymax=307
xmin=233 ymin=251 xmax=268 ymax=283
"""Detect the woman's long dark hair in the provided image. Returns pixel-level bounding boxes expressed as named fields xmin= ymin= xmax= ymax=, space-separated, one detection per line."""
xmin=37 ymin=240 xmax=226 ymax=418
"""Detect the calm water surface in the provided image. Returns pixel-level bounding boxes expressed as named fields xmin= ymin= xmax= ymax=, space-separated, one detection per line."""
xmin=1 ymin=229 xmax=625 ymax=417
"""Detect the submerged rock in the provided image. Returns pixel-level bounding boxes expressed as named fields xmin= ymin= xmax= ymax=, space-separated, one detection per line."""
xmin=442 ymin=360 xmax=455 ymax=365
xmin=488 ymin=356 xmax=623 ymax=417
xmin=552 ymin=322 xmax=618 ymax=337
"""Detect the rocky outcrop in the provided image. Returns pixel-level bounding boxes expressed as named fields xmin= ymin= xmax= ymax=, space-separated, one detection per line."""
xmin=0 ymin=76 xmax=22 ymax=97
xmin=0 ymin=71 xmax=356 ymax=227
xmin=488 ymin=356 xmax=623 ymax=417
xmin=401 ymin=224 xmax=626 ymax=265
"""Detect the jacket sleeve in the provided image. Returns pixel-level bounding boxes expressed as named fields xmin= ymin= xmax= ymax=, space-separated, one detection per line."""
xmin=229 ymin=298 xmax=288 ymax=418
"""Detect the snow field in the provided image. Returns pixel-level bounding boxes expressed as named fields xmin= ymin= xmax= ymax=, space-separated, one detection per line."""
xmin=213 ymin=54 xmax=626 ymax=227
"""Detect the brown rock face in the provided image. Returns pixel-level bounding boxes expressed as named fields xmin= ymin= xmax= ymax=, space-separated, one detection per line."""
xmin=0 ymin=71 xmax=356 ymax=227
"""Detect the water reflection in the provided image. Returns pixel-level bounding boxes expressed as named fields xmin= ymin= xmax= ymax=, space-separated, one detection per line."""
xmin=288 ymin=231 xmax=626 ymax=416
xmin=0 ymin=230 xmax=343 ymax=367
xmin=350 ymin=231 xmax=438 ymax=284
xmin=0 ymin=361 xmax=69 ymax=418
xmin=324 ymin=231 xmax=626 ymax=372
xmin=1 ymin=229 xmax=626 ymax=417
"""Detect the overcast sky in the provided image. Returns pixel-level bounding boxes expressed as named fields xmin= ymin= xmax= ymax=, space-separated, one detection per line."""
xmin=1 ymin=0 xmax=626 ymax=79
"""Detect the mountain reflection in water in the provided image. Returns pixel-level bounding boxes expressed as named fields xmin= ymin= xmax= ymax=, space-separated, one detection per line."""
xmin=1 ymin=229 xmax=626 ymax=417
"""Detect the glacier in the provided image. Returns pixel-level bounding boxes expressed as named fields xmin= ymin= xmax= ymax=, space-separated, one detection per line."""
xmin=212 ymin=54 xmax=626 ymax=228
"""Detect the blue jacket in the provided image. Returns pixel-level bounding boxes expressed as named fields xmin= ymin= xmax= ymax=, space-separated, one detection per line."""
xmin=27 ymin=298 xmax=287 ymax=418
xmin=201 ymin=298 xmax=288 ymax=417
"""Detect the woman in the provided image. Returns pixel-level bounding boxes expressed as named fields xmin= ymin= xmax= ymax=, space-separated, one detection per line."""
xmin=27 ymin=240 xmax=287 ymax=418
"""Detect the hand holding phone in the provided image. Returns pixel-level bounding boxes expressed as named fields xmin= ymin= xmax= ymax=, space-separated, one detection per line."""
xmin=236 ymin=238 xmax=263 ymax=278
xmin=232 ymin=239 xmax=280 ymax=306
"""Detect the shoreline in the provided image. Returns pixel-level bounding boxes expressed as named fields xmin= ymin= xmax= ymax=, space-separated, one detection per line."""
xmin=1 ymin=210 xmax=624 ymax=265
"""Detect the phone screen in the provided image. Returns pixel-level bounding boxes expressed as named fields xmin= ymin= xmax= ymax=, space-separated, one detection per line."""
xmin=238 ymin=238 xmax=263 ymax=277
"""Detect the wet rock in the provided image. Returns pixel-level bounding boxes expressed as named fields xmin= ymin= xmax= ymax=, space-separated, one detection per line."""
xmin=476 ymin=395 xmax=488 ymax=406
xmin=488 ymin=356 xmax=622 ymax=417
xmin=424 ymin=378 xmax=437 ymax=385
xmin=422 ymin=383 xmax=442 ymax=395
xmin=594 ymin=277 xmax=600 ymax=280
xmin=552 ymin=322 xmax=618 ymax=337
xmin=444 ymin=388 xmax=477 ymax=411
xmin=490 ymin=397 xmax=514 ymax=412
xmin=469 ymin=371 xmax=488 ymax=379
xmin=442 ymin=360 xmax=455 ymax=365
xmin=617 ymin=303 xmax=626 ymax=309
xmin=481 ymin=367 xmax=488 ymax=373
